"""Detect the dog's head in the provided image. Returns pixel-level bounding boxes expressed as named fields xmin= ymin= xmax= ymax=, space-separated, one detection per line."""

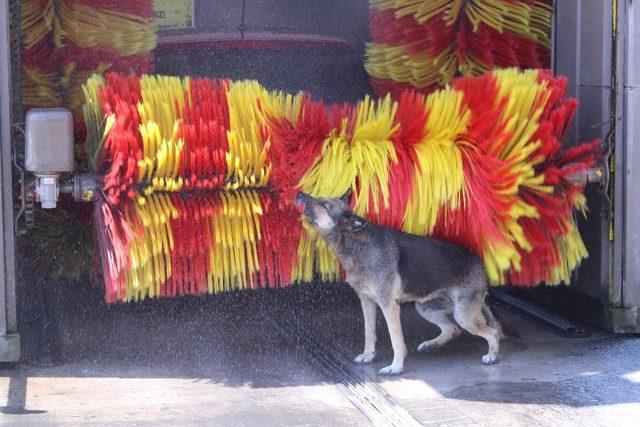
xmin=295 ymin=192 xmax=365 ymax=234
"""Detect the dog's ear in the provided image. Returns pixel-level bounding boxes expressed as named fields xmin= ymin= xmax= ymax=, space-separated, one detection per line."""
xmin=339 ymin=189 xmax=352 ymax=205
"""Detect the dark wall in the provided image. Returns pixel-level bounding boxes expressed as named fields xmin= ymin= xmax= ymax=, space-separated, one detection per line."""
xmin=194 ymin=0 xmax=370 ymax=56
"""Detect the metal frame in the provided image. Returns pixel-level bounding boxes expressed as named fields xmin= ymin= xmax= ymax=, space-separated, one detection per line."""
xmin=617 ymin=0 xmax=640 ymax=330
xmin=554 ymin=1 xmax=615 ymax=298
xmin=554 ymin=0 xmax=639 ymax=332
xmin=612 ymin=0 xmax=626 ymax=318
xmin=0 ymin=0 xmax=20 ymax=362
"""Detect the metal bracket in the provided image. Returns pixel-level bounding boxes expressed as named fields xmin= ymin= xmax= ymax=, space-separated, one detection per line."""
xmin=600 ymin=126 xmax=615 ymax=220
xmin=11 ymin=143 xmax=96 ymax=234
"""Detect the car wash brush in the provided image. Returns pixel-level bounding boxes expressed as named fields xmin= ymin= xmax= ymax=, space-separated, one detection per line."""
xmin=83 ymin=69 xmax=599 ymax=302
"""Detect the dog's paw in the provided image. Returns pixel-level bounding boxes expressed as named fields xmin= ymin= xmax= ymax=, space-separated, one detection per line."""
xmin=417 ymin=341 xmax=439 ymax=353
xmin=353 ymin=352 xmax=376 ymax=364
xmin=378 ymin=364 xmax=403 ymax=376
xmin=482 ymin=354 xmax=499 ymax=365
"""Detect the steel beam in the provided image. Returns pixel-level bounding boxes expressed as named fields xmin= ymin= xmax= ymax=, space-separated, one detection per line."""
xmin=0 ymin=0 xmax=20 ymax=362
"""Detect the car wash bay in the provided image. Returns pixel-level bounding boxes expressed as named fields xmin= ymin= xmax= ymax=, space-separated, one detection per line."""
xmin=2 ymin=0 xmax=640 ymax=425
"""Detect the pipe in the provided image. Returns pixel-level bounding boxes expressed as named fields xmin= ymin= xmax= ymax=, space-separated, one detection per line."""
xmin=59 ymin=173 xmax=97 ymax=202
xmin=488 ymin=288 xmax=590 ymax=337
xmin=564 ymin=167 xmax=605 ymax=187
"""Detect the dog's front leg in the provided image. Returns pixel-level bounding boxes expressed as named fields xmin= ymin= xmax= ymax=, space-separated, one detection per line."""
xmin=354 ymin=293 xmax=377 ymax=364
xmin=379 ymin=300 xmax=406 ymax=375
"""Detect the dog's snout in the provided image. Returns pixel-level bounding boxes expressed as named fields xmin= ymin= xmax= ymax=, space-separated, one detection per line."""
xmin=295 ymin=192 xmax=309 ymax=212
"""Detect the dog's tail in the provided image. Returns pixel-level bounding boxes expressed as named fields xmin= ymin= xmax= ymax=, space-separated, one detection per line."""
xmin=482 ymin=303 xmax=520 ymax=339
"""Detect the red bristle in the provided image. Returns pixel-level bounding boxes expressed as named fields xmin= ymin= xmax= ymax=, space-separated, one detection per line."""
xmin=369 ymin=10 xmax=455 ymax=58
xmin=179 ymin=78 xmax=230 ymax=190
xmin=58 ymin=45 xmax=155 ymax=75
xmin=267 ymin=96 xmax=330 ymax=201
xmin=96 ymin=75 xmax=144 ymax=203
xmin=93 ymin=196 xmax=138 ymax=302
xmin=22 ymin=38 xmax=56 ymax=69
xmin=257 ymin=194 xmax=304 ymax=287
xmin=371 ymin=91 xmax=425 ymax=228
xmin=465 ymin=23 xmax=551 ymax=71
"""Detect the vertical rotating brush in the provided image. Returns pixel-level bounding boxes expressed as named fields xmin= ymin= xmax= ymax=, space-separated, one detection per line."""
xmin=365 ymin=0 xmax=553 ymax=98
xmin=83 ymin=69 xmax=599 ymax=303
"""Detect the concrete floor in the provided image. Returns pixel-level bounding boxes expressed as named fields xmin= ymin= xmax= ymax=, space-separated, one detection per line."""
xmin=277 ymin=285 xmax=640 ymax=426
xmin=1 ymin=283 xmax=640 ymax=426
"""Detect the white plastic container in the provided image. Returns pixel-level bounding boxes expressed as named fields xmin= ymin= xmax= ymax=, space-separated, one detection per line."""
xmin=25 ymin=108 xmax=74 ymax=173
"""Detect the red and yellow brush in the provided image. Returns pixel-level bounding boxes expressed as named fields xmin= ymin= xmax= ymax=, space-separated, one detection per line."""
xmin=83 ymin=69 xmax=598 ymax=303
xmin=365 ymin=0 xmax=553 ymax=98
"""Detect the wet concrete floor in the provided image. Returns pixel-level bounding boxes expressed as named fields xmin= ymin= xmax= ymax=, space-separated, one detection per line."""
xmin=1 ymin=282 xmax=639 ymax=425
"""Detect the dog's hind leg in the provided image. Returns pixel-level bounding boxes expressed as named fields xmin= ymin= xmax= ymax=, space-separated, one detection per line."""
xmin=452 ymin=294 xmax=501 ymax=365
xmin=481 ymin=302 xmax=504 ymax=339
xmin=353 ymin=293 xmax=377 ymax=364
xmin=415 ymin=297 xmax=461 ymax=353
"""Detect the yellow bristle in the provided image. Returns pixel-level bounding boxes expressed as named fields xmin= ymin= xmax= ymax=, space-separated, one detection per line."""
xmin=364 ymin=44 xmax=456 ymax=89
xmin=22 ymin=66 xmax=63 ymax=108
xmin=292 ymin=220 xmax=340 ymax=284
xmin=207 ymin=191 xmax=263 ymax=293
xmin=126 ymin=193 xmax=176 ymax=300
xmin=370 ymin=0 xmax=459 ymax=25
xmin=56 ymin=0 xmax=157 ymax=56
xmin=351 ymin=95 xmax=398 ymax=216
xmin=402 ymin=86 xmax=468 ymax=235
xmin=299 ymin=128 xmax=356 ymax=198
xmin=136 ymin=76 xmax=187 ymax=191
xmin=465 ymin=0 xmax=552 ymax=48
xmin=21 ymin=0 xmax=56 ymax=50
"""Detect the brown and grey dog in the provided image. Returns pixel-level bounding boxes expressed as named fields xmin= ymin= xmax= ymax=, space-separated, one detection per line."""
xmin=295 ymin=192 xmax=504 ymax=375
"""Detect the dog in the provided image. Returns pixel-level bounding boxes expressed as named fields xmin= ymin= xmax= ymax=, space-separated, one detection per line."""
xmin=295 ymin=192 xmax=504 ymax=375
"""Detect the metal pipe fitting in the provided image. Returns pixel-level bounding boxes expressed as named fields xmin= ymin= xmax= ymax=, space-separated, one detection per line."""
xmin=564 ymin=167 xmax=605 ymax=187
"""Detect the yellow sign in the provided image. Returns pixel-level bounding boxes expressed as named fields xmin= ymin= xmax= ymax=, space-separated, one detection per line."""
xmin=153 ymin=0 xmax=194 ymax=31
